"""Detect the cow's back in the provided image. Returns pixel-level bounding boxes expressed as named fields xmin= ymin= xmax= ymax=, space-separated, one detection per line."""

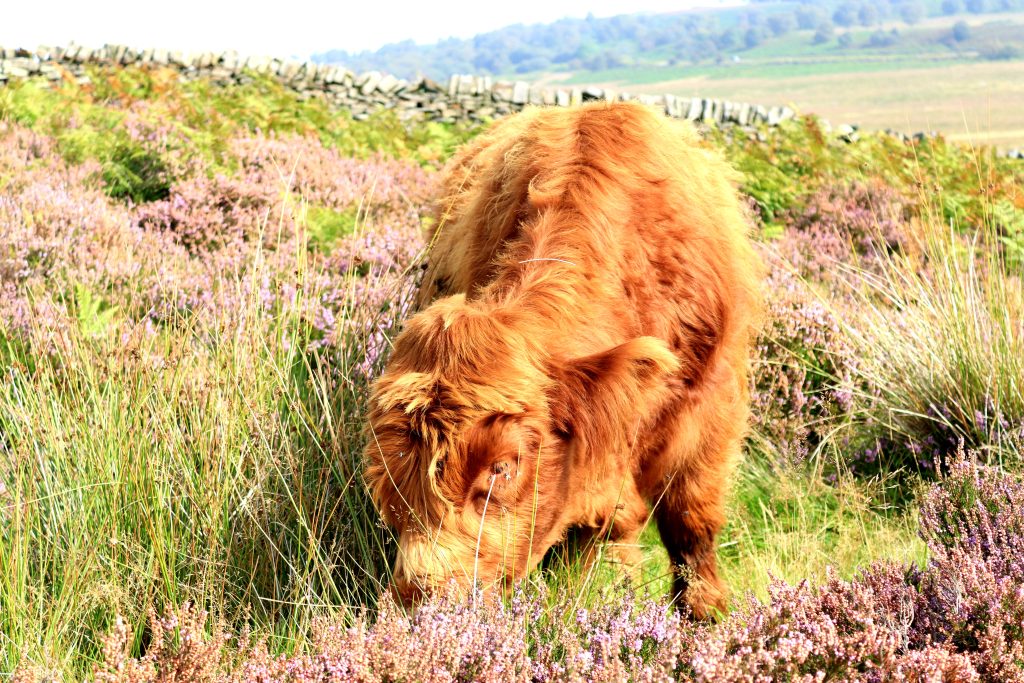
xmin=418 ymin=102 xmax=759 ymax=392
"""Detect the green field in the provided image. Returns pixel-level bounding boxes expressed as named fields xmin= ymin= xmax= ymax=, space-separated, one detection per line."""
xmin=537 ymin=13 xmax=1024 ymax=148
xmin=557 ymin=55 xmax=959 ymax=85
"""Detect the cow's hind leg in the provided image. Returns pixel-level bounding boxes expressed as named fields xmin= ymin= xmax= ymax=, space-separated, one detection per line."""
xmin=654 ymin=453 xmax=732 ymax=620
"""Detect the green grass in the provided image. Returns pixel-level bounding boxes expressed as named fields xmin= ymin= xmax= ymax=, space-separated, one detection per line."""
xmin=537 ymin=449 xmax=927 ymax=609
xmin=0 ymin=247 xmax=394 ymax=675
xmin=300 ymin=204 xmax=361 ymax=252
xmin=718 ymin=455 xmax=926 ymax=601
xmin=2 ymin=63 xmax=1022 ymax=680
xmin=560 ymin=55 xmax=972 ymax=86
xmin=836 ymin=203 xmax=1024 ymax=475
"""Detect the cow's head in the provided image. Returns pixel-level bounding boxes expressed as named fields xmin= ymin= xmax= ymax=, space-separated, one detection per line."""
xmin=364 ymin=295 xmax=679 ymax=603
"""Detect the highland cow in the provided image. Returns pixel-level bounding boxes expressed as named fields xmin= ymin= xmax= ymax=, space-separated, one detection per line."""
xmin=364 ymin=101 xmax=761 ymax=618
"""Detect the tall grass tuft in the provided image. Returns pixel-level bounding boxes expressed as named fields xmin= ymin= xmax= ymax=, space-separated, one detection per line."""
xmin=0 ymin=241 xmax=411 ymax=675
xmin=840 ymin=204 xmax=1024 ymax=474
xmin=719 ymin=453 xmax=925 ymax=600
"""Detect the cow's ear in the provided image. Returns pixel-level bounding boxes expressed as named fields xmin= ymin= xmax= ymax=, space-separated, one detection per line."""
xmin=546 ymin=337 xmax=680 ymax=454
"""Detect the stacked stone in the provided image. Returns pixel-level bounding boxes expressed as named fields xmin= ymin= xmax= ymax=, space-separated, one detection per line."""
xmin=0 ymin=42 xmax=800 ymax=130
xmin=0 ymin=42 xmax=1018 ymax=158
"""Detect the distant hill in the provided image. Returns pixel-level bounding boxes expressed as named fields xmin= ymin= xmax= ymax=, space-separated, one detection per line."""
xmin=311 ymin=0 xmax=1024 ymax=82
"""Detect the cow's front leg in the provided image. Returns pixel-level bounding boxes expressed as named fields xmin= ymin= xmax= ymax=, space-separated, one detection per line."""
xmin=654 ymin=457 xmax=731 ymax=620
xmin=572 ymin=483 xmax=649 ymax=581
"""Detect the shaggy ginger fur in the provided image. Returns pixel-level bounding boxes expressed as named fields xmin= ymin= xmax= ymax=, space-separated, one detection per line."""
xmin=365 ymin=101 xmax=761 ymax=618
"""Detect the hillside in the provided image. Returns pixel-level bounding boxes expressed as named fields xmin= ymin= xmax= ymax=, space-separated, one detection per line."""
xmin=312 ymin=1 xmax=1024 ymax=81
xmin=2 ymin=60 xmax=1024 ymax=681
xmin=311 ymin=1 xmax=1024 ymax=146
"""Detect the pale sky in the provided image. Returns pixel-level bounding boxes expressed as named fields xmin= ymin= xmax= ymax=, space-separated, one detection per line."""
xmin=1 ymin=0 xmax=744 ymax=60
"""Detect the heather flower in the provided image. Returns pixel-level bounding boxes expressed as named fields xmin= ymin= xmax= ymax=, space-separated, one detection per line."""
xmin=781 ymin=179 xmax=916 ymax=284
xmin=0 ymin=121 xmax=433 ymax=382
xmin=689 ymin=570 xmax=906 ymax=682
xmin=749 ymin=248 xmax=858 ymax=462
xmin=80 ymin=585 xmax=689 ymax=683
xmin=912 ymin=452 xmax=1024 ymax=680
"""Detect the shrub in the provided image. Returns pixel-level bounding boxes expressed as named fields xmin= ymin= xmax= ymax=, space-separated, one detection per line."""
xmin=716 ymin=117 xmax=1024 ymax=240
xmin=838 ymin=213 xmax=1024 ymax=475
xmin=952 ymin=20 xmax=972 ymax=42
xmin=0 ymin=66 xmax=479 ymax=204
xmin=100 ymin=139 xmax=172 ymax=203
xmin=750 ymin=258 xmax=856 ymax=460
xmin=813 ymin=21 xmax=836 ymax=44
xmin=913 ymin=454 xmax=1024 ymax=680
xmin=12 ymin=451 xmax=1020 ymax=682
xmin=749 ymin=181 xmax=915 ymax=462
xmin=981 ymin=43 xmax=1023 ymax=60
xmin=781 ymin=180 xmax=916 ymax=283
xmin=75 ymin=586 xmax=687 ymax=683
xmin=868 ymin=30 xmax=899 ymax=47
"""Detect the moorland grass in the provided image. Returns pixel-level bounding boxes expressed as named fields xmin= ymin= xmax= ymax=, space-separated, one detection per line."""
xmin=0 ymin=190 xmax=925 ymax=678
xmin=1 ymin=65 xmax=1022 ymax=679
xmin=838 ymin=201 xmax=1024 ymax=474
xmin=0 ymin=252 xmax=391 ymax=674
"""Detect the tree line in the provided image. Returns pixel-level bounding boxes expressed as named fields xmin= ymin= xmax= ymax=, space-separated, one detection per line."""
xmin=312 ymin=0 xmax=1024 ymax=80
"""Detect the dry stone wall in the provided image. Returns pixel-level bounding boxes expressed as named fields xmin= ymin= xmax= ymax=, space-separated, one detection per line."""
xmin=0 ymin=43 xmax=794 ymax=127
xmin=1 ymin=42 xmax=1021 ymax=158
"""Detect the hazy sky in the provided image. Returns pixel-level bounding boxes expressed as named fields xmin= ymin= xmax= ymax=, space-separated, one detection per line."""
xmin=1 ymin=0 xmax=743 ymax=60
